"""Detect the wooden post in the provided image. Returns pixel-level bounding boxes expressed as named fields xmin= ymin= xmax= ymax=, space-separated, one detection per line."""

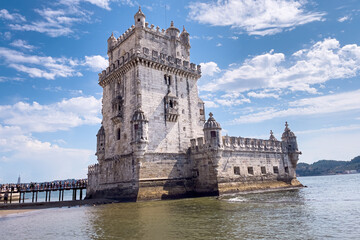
xmin=45 ymin=191 xmax=48 ymax=202
xmin=59 ymin=190 xmax=61 ymax=201
xmin=32 ymin=191 xmax=34 ymax=203
xmin=80 ymin=189 xmax=83 ymax=200
xmin=10 ymin=191 xmax=12 ymax=204
xmin=49 ymin=191 xmax=51 ymax=202
xmin=22 ymin=192 xmax=25 ymax=203
xmin=36 ymin=191 xmax=38 ymax=202
xmin=74 ymin=188 xmax=77 ymax=201
xmin=19 ymin=191 xmax=21 ymax=203
xmin=62 ymin=190 xmax=64 ymax=201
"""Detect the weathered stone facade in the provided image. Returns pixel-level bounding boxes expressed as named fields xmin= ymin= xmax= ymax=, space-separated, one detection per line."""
xmin=86 ymin=8 xmax=302 ymax=201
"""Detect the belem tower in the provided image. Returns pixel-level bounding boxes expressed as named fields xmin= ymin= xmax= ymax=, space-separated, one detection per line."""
xmin=86 ymin=8 xmax=303 ymax=201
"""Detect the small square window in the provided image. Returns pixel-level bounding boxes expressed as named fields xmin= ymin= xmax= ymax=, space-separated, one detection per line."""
xmin=134 ymin=124 xmax=139 ymax=130
xmin=261 ymin=166 xmax=266 ymax=175
xmin=248 ymin=167 xmax=254 ymax=175
xmin=234 ymin=166 xmax=240 ymax=175
xmin=285 ymin=167 xmax=289 ymax=173
xmin=211 ymin=131 xmax=216 ymax=138
xmin=273 ymin=166 xmax=279 ymax=174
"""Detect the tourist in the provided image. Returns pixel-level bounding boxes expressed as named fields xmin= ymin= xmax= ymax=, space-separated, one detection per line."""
xmin=4 ymin=190 xmax=8 ymax=204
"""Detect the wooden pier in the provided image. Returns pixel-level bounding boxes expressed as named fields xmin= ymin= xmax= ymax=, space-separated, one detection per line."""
xmin=1 ymin=186 xmax=86 ymax=205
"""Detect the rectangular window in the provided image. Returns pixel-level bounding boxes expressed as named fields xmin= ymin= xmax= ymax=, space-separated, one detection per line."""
xmin=200 ymin=109 xmax=204 ymax=115
xmin=234 ymin=166 xmax=240 ymax=175
xmin=248 ymin=167 xmax=254 ymax=175
xmin=261 ymin=166 xmax=266 ymax=175
xmin=273 ymin=166 xmax=279 ymax=174
xmin=285 ymin=167 xmax=289 ymax=173
xmin=134 ymin=124 xmax=139 ymax=130
xmin=211 ymin=131 xmax=216 ymax=138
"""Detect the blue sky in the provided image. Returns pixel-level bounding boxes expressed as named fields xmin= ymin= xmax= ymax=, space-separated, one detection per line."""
xmin=0 ymin=0 xmax=360 ymax=183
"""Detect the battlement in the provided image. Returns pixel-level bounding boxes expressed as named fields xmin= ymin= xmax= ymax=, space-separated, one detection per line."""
xmin=88 ymin=163 xmax=99 ymax=174
xmin=98 ymin=47 xmax=201 ymax=83
xmin=190 ymin=136 xmax=284 ymax=153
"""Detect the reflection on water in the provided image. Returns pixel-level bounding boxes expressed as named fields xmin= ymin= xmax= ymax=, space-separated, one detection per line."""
xmin=1 ymin=174 xmax=360 ymax=240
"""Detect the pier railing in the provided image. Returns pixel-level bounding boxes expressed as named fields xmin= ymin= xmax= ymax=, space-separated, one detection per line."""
xmin=0 ymin=181 xmax=87 ymax=204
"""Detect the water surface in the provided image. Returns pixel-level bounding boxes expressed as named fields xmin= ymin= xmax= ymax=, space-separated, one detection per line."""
xmin=1 ymin=174 xmax=359 ymax=239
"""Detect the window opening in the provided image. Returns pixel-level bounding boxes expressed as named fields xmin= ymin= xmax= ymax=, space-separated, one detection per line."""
xmin=234 ymin=166 xmax=240 ymax=175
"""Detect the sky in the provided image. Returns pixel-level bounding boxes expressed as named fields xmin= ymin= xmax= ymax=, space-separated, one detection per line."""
xmin=0 ymin=0 xmax=360 ymax=183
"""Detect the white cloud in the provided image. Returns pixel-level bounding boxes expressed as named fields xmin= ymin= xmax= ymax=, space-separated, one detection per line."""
xmin=233 ymin=89 xmax=360 ymax=123
xmin=230 ymin=36 xmax=238 ymax=40
xmin=10 ymin=39 xmax=35 ymax=51
xmin=0 ymin=95 xmax=102 ymax=182
xmin=0 ymin=96 xmax=102 ymax=133
xmin=8 ymin=5 xmax=92 ymax=37
xmin=200 ymin=61 xmax=221 ymax=76
xmin=0 ymin=47 xmax=82 ymax=79
xmin=84 ymin=55 xmax=108 ymax=71
xmin=0 ymin=125 xmax=94 ymax=182
xmin=0 ymin=9 xmax=26 ymax=22
xmin=83 ymin=0 xmax=111 ymax=10
xmin=204 ymin=100 xmax=219 ymax=108
xmin=297 ymin=124 xmax=360 ymax=135
xmin=216 ymin=43 xmax=222 ymax=47
xmin=0 ymin=47 xmax=107 ymax=79
xmin=188 ymin=0 xmax=325 ymax=36
xmin=201 ymin=38 xmax=360 ymax=94
xmin=338 ymin=15 xmax=350 ymax=22
xmin=0 ymin=31 xmax=12 ymax=40
xmin=247 ymin=91 xmax=279 ymax=99
xmin=204 ymin=91 xmax=250 ymax=108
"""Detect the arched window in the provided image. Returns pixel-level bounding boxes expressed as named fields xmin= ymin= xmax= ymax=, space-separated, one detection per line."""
xmin=116 ymin=128 xmax=121 ymax=140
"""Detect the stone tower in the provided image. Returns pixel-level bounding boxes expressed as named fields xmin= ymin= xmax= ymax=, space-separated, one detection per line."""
xmin=96 ymin=7 xmax=204 ymax=160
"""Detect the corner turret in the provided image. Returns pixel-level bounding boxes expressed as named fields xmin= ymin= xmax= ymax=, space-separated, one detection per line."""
xmin=281 ymin=122 xmax=301 ymax=171
xmin=203 ymin=113 xmax=223 ymax=150
xmin=131 ymin=108 xmax=149 ymax=156
xmin=96 ymin=125 xmax=105 ymax=162
xmin=134 ymin=6 xmax=145 ymax=28
xmin=107 ymin=32 xmax=117 ymax=52
xmin=180 ymin=26 xmax=190 ymax=49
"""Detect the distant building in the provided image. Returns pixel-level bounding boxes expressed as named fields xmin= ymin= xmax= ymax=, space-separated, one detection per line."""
xmin=17 ymin=175 xmax=21 ymax=184
xmin=86 ymin=8 xmax=303 ymax=201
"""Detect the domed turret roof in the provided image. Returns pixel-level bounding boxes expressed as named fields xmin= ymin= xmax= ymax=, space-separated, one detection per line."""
xmin=131 ymin=108 xmax=148 ymax=122
xmin=281 ymin=122 xmax=295 ymax=140
xmin=134 ymin=6 xmax=145 ymax=18
xmin=204 ymin=112 xmax=221 ymax=129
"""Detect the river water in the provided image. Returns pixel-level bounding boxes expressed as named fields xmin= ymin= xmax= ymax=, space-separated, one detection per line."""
xmin=1 ymin=174 xmax=359 ymax=239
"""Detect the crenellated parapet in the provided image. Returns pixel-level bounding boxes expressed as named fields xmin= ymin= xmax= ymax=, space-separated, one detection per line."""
xmin=222 ymin=136 xmax=283 ymax=152
xmin=88 ymin=163 xmax=99 ymax=174
xmin=190 ymin=136 xmax=283 ymax=153
xmin=98 ymin=49 xmax=201 ymax=87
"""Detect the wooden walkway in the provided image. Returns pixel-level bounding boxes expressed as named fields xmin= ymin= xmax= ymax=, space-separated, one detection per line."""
xmin=1 ymin=187 xmax=86 ymax=204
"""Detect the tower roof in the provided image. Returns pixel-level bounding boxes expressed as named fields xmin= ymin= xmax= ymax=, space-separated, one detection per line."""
xmin=282 ymin=121 xmax=295 ymax=140
xmin=204 ymin=112 xmax=221 ymax=129
xmin=134 ymin=6 xmax=145 ymax=18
